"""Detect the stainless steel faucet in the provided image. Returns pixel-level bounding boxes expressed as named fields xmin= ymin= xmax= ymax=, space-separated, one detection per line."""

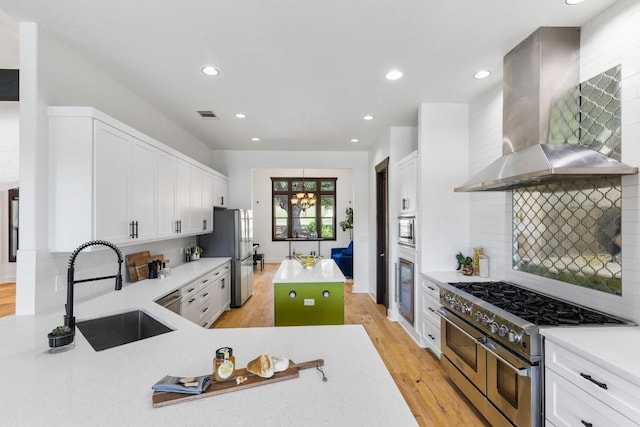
xmin=64 ymin=240 xmax=124 ymax=330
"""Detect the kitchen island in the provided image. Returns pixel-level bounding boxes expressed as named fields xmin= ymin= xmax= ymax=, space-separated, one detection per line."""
xmin=0 ymin=259 xmax=416 ymax=426
xmin=273 ymin=259 xmax=346 ymax=326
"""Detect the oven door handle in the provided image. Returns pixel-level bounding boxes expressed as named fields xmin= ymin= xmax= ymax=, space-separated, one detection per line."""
xmin=436 ymin=309 xmax=484 ymax=342
xmin=478 ymin=339 xmax=531 ymax=378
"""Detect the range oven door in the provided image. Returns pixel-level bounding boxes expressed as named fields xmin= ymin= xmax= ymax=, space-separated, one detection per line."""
xmin=439 ymin=309 xmax=486 ymax=393
xmin=481 ymin=338 xmax=539 ymax=427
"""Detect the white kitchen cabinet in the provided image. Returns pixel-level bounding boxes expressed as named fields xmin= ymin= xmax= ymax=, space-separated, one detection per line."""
xmin=49 ymin=106 xmax=225 ymax=251
xmin=175 ymin=158 xmax=192 ymax=235
xmin=157 ymin=151 xmax=178 ymax=238
xmin=213 ymin=173 xmax=229 ymax=207
xmin=180 ymin=261 xmax=231 ymax=328
xmin=93 ymin=121 xmax=131 ymax=244
xmin=202 ymin=171 xmax=214 ymax=232
xmin=129 ymin=138 xmax=158 ymax=241
xmin=418 ymin=274 xmax=441 ymax=358
xmin=397 ymin=151 xmax=418 ymax=214
xmin=545 ymin=339 xmax=640 ymax=426
xmin=186 ymin=167 xmax=214 ymax=234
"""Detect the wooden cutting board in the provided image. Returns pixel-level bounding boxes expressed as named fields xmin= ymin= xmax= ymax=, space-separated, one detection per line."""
xmin=152 ymin=359 xmax=324 ymax=408
xmin=125 ymin=251 xmax=150 ymax=282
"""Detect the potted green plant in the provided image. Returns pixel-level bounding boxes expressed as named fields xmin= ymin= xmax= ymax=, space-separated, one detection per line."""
xmin=191 ymin=245 xmax=203 ymax=261
xmin=456 ymin=252 xmax=473 ymax=275
xmin=339 ymin=204 xmax=354 ymax=240
xmin=48 ymin=325 xmax=74 ymax=349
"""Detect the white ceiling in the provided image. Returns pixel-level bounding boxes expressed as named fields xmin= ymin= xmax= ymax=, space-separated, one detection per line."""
xmin=0 ymin=0 xmax=619 ymax=152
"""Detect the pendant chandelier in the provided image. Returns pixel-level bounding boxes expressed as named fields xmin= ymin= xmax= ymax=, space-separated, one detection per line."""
xmin=290 ymin=170 xmax=317 ymax=211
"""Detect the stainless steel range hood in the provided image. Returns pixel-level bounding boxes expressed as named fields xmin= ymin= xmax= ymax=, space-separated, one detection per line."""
xmin=455 ymin=27 xmax=637 ymax=192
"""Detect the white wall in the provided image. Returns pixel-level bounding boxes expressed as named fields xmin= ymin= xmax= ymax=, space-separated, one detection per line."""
xmin=211 ymin=149 xmax=370 ymax=294
xmin=467 ymin=0 xmax=640 ymax=322
xmin=419 ymin=103 xmax=471 ymax=272
xmin=16 ymin=24 xmax=208 ymax=314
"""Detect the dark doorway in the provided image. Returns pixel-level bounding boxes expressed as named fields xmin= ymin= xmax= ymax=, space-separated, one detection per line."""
xmin=375 ymin=158 xmax=389 ymax=307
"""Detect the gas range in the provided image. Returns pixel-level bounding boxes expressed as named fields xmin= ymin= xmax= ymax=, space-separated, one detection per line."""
xmin=439 ymin=280 xmax=628 ymax=362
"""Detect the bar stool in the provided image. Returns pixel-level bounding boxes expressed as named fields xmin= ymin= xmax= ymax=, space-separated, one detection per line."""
xmin=253 ymin=253 xmax=264 ymax=271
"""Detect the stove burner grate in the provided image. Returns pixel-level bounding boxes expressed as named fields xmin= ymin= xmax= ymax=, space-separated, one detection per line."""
xmin=449 ymin=281 xmax=624 ymax=326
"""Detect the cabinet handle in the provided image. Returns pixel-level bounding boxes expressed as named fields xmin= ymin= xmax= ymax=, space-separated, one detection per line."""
xmin=129 ymin=221 xmax=135 ymax=238
xmin=428 ymin=307 xmax=435 ymax=312
xmin=175 ymin=220 xmax=179 ymax=234
xmin=402 ymin=198 xmax=408 ymax=210
xmin=581 ymin=422 xmax=593 ymax=427
xmin=178 ymin=220 xmax=182 ymax=233
xmin=135 ymin=221 xmax=139 ymax=238
xmin=202 ymin=279 xmax=209 ymax=284
xmin=220 ymin=196 xmax=224 ymax=206
xmin=215 ymin=272 xmax=220 ymax=276
xmin=427 ymin=286 xmax=436 ymax=291
xmin=187 ymin=287 xmax=196 ymax=293
xmin=202 ymin=322 xmax=208 ymax=327
xmin=188 ymin=298 xmax=196 ymax=304
xmin=202 ymin=307 xmax=208 ymax=313
xmin=428 ymin=334 xmax=436 ymax=340
xmin=580 ymin=373 xmax=608 ymax=390
xmin=202 ymin=219 xmax=207 ymax=230
xmin=221 ymin=279 xmax=225 ymax=289
xmin=202 ymin=292 xmax=209 ymax=298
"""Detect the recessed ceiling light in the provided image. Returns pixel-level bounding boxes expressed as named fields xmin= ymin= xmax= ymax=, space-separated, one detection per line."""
xmin=363 ymin=115 xmax=374 ymax=121
xmin=385 ymin=70 xmax=403 ymax=80
xmin=235 ymin=113 xmax=246 ymax=119
xmin=251 ymin=137 xmax=260 ymax=142
xmin=473 ymin=70 xmax=491 ymax=79
xmin=350 ymin=139 xmax=359 ymax=143
xmin=564 ymin=0 xmax=584 ymax=4
xmin=201 ymin=66 xmax=219 ymax=76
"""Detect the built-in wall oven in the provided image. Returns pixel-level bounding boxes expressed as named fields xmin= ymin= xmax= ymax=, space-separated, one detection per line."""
xmin=438 ymin=280 xmax=630 ymax=427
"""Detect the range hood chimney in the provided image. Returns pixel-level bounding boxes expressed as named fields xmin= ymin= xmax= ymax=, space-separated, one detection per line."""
xmin=455 ymin=27 xmax=637 ymax=192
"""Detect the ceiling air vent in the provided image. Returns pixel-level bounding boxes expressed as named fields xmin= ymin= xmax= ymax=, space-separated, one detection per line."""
xmin=197 ymin=110 xmax=218 ymax=119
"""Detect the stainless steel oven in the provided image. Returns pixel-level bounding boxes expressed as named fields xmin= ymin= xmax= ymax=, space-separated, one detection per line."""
xmin=438 ymin=280 xmax=630 ymax=427
xmin=398 ymin=215 xmax=415 ymax=248
xmin=439 ymin=308 xmax=539 ymax=427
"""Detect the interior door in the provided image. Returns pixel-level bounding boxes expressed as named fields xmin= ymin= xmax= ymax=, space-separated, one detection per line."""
xmin=375 ymin=158 xmax=389 ymax=307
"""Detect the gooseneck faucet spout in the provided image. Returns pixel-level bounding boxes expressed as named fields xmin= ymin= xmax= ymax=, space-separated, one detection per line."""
xmin=64 ymin=240 xmax=124 ymax=330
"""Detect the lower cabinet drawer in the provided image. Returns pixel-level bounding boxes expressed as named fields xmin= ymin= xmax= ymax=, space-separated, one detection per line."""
xmin=546 ymin=340 xmax=640 ymax=422
xmin=546 ymin=369 xmax=639 ymax=427
xmin=421 ymin=316 xmax=441 ymax=358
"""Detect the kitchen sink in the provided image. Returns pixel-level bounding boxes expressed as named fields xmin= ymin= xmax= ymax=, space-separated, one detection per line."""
xmin=76 ymin=310 xmax=174 ymax=351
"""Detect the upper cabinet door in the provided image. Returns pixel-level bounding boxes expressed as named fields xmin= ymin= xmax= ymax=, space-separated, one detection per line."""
xmin=94 ymin=121 xmax=131 ymax=244
xmin=202 ymin=172 xmax=214 ymax=232
xmin=213 ymin=174 xmax=228 ymax=207
xmin=175 ymin=158 xmax=191 ymax=234
xmin=397 ymin=152 xmax=418 ymax=213
xmin=187 ymin=167 xmax=204 ymax=234
xmin=157 ymin=151 xmax=177 ymax=238
xmin=130 ymin=138 xmax=158 ymax=241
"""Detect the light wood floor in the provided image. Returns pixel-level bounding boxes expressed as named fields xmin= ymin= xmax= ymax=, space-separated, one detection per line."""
xmin=213 ymin=263 xmax=489 ymax=427
xmin=0 ymin=282 xmax=16 ymax=318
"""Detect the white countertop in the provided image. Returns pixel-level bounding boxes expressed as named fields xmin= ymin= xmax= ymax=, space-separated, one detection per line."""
xmin=0 ymin=258 xmax=416 ymax=426
xmin=273 ymin=259 xmax=346 ymax=284
xmin=541 ymin=326 xmax=640 ymax=387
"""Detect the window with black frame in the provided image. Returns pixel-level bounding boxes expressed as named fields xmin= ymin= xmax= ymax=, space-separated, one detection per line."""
xmin=272 ymin=177 xmax=337 ymax=241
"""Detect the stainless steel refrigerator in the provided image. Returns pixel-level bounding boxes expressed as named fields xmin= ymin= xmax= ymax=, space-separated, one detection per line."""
xmin=198 ymin=208 xmax=254 ymax=307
